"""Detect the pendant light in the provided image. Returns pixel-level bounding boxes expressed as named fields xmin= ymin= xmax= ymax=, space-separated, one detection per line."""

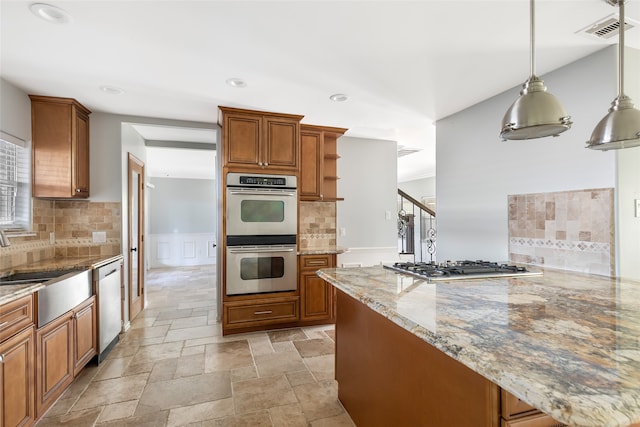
xmin=500 ymin=0 xmax=572 ymax=140
xmin=586 ymin=0 xmax=640 ymax=151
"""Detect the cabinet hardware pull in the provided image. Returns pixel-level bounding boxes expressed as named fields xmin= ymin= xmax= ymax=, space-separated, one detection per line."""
xmin=254 ymin=310 xmax=273 ymax=315
xmin=105 ymin=268 xmax=118 ymax=277
xmin=307 ymin=261 xmax=327 ymax=266
xmin=0 ymin=321 xmax=8 ymax=329
xmin=0 ymin=354 xmax=4 ymax=363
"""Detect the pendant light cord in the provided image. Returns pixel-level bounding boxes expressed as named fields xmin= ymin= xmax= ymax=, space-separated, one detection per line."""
xmin=530 ymin=0 xmax=536 ymax=78
xmin=618 ymin=0 xmax=625 ymax=97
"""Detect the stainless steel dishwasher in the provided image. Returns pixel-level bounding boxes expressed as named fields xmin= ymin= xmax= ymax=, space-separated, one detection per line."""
xmin=93 ymin=258 xmax=123 ymax=363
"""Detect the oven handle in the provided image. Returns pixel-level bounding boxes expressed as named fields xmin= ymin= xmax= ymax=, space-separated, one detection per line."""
xmin=228 ymin=189 xmax=296 ymax=197
xmin=228 ymin=247 xmax=295 ymax=254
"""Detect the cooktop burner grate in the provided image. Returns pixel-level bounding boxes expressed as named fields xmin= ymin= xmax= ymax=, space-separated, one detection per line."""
xmin=383 ymin=260 xmax=541 ymax=281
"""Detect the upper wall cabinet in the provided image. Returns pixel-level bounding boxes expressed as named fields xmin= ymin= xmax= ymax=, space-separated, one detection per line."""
xmin=219 ymin=106 xmax=303 ymax=173
xmin=30 ymin=95 xmax=91 ymax=198
xmin=300 ymin=124 xmax=347 ymax=201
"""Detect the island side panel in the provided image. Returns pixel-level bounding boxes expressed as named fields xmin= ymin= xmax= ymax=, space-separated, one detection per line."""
xmin=335 ymin=289 xmax=500 ymax=427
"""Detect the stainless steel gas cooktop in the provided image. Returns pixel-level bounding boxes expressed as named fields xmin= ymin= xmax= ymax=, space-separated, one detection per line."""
xmin=383 ymin=260 xmax=542 ymax=281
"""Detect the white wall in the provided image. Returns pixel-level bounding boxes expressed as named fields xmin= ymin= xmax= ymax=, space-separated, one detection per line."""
xmin=0 ymin=78 xmax=31 ymax=141
xmin=148 ymin=177 xmax=216 ymax=268
xmin=398 ymin=176 xmax=436 ymax=209
xmin=436 ymin=47 xmax=618 ymax=263
xmin=616 ymin=48 xmax=640 ymax=281
xmin=337 ymin=136 xmax=398 ymax=266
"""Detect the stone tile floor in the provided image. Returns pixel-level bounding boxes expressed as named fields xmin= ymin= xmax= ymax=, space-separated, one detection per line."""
xmin=35 ymin=265 xmax=355 ymax=426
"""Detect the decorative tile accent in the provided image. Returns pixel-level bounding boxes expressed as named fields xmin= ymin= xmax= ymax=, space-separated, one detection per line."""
xmin=0 ymin=199 xmax=122 ymax=270
xmin=299 ymin=201 xmax=337 ymax=250
xmin=508 ymin=188 xmax=614 ymax=276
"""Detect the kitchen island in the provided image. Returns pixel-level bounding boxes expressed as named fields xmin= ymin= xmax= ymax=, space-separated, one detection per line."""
xmin=318 ymin=265 xmax=640 ymax=427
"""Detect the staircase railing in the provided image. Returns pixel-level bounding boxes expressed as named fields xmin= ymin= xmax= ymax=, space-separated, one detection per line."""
xmin=397 ymin=189 xmax=436 ymax=263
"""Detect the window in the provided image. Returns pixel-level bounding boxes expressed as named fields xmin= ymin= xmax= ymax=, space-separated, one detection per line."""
xmin=0 ymin=131 xmax=31 ymax=230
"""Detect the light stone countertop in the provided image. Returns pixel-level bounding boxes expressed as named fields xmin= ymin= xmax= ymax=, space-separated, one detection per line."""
xmin=317 ymin=265 xmax=640 ymax=427
xmin=0 ymin=254 xmax=123 ymax=305
xmin=298 ymin=246 xmax=348 ymax=256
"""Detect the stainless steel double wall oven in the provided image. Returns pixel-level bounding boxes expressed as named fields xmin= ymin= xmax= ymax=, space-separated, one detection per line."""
xmin=225 ymin=172 xmax=297 ymax=295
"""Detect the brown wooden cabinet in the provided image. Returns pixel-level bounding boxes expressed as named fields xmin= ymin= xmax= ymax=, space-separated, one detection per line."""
xmin=223 ymin=296 xmax=299 ymax=331
xmin=29 ymin=95 xmax=91 ymax=198
xmin=219 ymin=106 xmax=303 ymax=172
xmin=299 ymin=254 xmax=336 ymax=322
xmin=1 ymin=296 xmax=36 ymax=427
xmin=72 ymin=296 xmax=97 ymax=377
xmin=299 ymin=125 xmax=347 ymax=201
xmin=35 ymin=313 xmax=73 ymax=418
xmin=501 ymin=390 xmax=566 ymax=426
xmin=35 ymin=296 xmax=97 ymax=418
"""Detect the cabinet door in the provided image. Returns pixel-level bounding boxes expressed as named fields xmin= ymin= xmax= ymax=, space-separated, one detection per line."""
xmin=36 ymin=315 xmax=73 ymax=418
xmin=0 ymin=327 xmax=35 ymax=427
xmin=72 ymin=109 xmax=90 ymax=198
xmin=223 ymin=112 xmax=262 ymax=167
xmin=299 ymin=128 xmax=323 ymax=200
xmin=263 ymin=117 xmax=299 ymax=171
xmin=300 ymin=272 xmax=333 ymax=321
xmin=73 ymin=297 xmax=97 ymax=376
xmin=31 ymin=99 xmax=73 ymax=198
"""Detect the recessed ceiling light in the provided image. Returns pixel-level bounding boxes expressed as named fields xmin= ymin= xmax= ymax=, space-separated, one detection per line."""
xmin=226 ymin=78 xmax=247 ymax=88
xmin=329 ymin=93 xmax=348 ymax=102
xmin=29 ymin=3 xmax=72 ymax=24
xmin=100 ymin=85 xmax=124 ymax=95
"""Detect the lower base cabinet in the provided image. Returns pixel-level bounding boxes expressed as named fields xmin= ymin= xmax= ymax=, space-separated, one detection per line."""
xmin=0 ymin=326 xmax=35 ymax=427
xmin=299 ymin=254 xmax=336 ymax=322
xmin=35 ymin=314 xmax=74 ymax=418
xmin=35 ymin=295 xmax=97 ymax=419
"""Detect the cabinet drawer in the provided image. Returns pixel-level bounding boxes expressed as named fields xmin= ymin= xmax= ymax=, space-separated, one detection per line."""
xmin=502 ymin=412 xmax=566 ymax=427
xmin=300 ymin=255 xmax=332 ymax=270
xmin=501 ymin=390 xmax=538 ymax=419
xmin=225 ymin=297 xmax=299 ymax=327
xmin=0 ymin=294 xmax=35 ymax=342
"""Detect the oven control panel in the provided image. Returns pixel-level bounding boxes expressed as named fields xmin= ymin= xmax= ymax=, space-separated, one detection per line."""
xmin=227 ymin=172 xmax=296 ymax=189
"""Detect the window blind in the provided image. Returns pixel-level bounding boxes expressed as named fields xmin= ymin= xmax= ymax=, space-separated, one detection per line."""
xmin=0 ymin=131 xmax=31 ymax=229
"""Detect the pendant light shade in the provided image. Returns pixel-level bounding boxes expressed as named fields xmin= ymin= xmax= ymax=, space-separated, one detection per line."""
xmin=500 ymin=0 xmax=572 ymax=140
xmin=586 ymin=0 xmax=640 ymax=151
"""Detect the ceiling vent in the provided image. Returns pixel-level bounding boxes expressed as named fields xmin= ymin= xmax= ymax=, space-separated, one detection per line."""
xmin=397 ymin=145 xmax=422 ymax=158
xmin=576 ymin=13 xmax=638 ymax=41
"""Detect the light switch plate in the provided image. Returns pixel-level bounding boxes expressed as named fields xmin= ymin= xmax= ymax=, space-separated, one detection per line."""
xmin=636 ymin=199 xmax=640 ymax=218
xmin=92 ymin=231 xmax=107 ymax=243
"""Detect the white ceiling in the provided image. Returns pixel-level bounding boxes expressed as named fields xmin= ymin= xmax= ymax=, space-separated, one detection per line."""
xmin=2 ymin=1 xmax=639 ymax=182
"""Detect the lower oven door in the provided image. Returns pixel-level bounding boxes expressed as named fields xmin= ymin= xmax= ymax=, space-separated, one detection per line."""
xmin=226 ymin=245 xmax=297 ymax=296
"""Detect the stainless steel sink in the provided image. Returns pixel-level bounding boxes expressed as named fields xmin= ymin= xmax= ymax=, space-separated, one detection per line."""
xmin=0 ymin=269 xmax=81 ymax=285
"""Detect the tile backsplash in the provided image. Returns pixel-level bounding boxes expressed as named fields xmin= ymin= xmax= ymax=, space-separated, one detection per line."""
xmin=0 ymin=199 xmax=121 ymax=271
xmin=299 ymin=201 xmax=337 ymax=250
xmin=508 ymin=188 xmax=614 ymax=276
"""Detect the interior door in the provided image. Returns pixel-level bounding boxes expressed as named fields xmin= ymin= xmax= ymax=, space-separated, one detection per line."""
xmin=128 ymin=153 xmax=145 ymax=321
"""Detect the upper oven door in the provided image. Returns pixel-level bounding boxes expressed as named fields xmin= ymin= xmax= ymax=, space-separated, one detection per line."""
xmin=226 ymin=187 xmax=297 ymax=236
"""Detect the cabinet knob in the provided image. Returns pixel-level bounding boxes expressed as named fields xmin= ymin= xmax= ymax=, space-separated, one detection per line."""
xmin=258 ymin=162 xmax=263 ymax=166
xmin=75 ymin=188 xmax=81 ymax=193
xmin=0 ymin=354 xmax=4 ymax=363
xmin=264 ymin=162 xmax=268 ymax=167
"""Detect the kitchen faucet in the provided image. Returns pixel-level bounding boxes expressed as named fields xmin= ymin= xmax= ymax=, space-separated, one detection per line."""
xmin=0 ymin=229 xmax=10 ymax=247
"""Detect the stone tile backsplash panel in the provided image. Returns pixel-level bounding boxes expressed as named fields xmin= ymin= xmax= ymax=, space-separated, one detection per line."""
xmin=0 ymin=199 xmax=121 ymax=271
xmin=508 ymin=188 xmax=614 ymax=276
xmin=299 ymin=201 xmax=337 ymax=250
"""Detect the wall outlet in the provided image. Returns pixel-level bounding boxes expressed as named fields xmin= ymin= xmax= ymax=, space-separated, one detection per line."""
xmin=339 ymin=227 xmax=346 ymax=237
xmin=92 ymin=231 xmax=107 ymax=243
xmin=636 ymin=199 xmax=640 ymax=218
xmin=49 ymin=232 xmax=55 ymax=244
xmin=385 ymin=210 xmax=391 ymax=220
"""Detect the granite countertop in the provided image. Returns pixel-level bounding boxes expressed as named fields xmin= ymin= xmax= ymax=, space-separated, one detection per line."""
xmin=317 ymin=265 xmax=640 ymax=427
xmin=0 ymin=254 xmax=123 ymax=305
xmin=298 ymin=246 xmax=348 ymax=255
